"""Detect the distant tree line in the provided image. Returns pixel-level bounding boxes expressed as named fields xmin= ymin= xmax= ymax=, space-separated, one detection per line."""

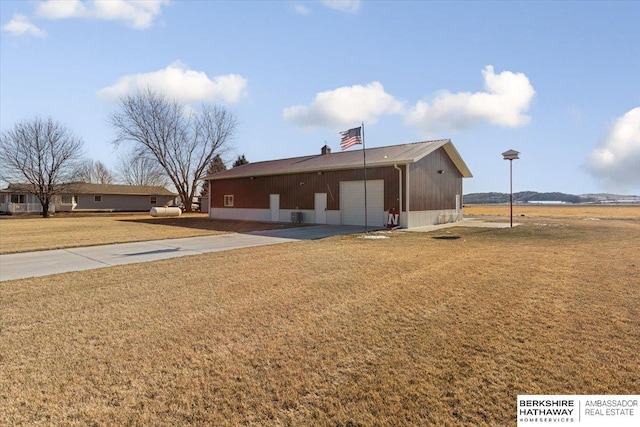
xmin=464 ymin=192 xmax=595 ymax=204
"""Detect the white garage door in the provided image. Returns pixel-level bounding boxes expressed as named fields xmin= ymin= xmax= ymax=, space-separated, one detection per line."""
xmin=340 ymin=180 xmax=384 ymax=226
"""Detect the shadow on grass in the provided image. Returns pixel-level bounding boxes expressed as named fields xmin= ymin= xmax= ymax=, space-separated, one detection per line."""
xmin=119 ymin=216 xmax=311 ymax=233
xmin=432 ymin=235 xmax=461 ymax=240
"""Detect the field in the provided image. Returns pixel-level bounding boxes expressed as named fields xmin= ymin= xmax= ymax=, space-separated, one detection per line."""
xmin=464 ymin=203 xmax=640 ymax=219
xmin=1 ymin=207 xmax=639 ymax=425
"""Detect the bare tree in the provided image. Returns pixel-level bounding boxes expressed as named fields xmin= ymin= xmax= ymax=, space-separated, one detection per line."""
xmin=0 ymin=117 xmax=84 ymax=217
xmin=74 ymin=159 xmax=114 ymax=184
xmin=115 ymin=149 xmax=168 ymax=187
xmin=110 ymin=89 xmax=236 ymax=212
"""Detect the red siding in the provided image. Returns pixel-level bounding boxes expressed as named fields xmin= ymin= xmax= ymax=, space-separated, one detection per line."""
xmin=408 ymin=147 xmax=462 ymax=211
xmin=210 ymin=166 xmax=406 ymax=211
xmin=409 ymin=148 xmax=462 ymax=211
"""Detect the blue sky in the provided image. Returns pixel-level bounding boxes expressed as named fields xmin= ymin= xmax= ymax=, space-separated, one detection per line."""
xmin=2 ymin=0 xmax=639 ymax=195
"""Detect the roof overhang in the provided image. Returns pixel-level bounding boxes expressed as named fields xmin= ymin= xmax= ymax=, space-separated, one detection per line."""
xmin=442 ymin=142 xmax=473 ymax=178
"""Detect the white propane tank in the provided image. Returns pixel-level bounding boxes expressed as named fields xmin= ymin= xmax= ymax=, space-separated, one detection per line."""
xmin=150 ymin=207 xmax=182 ymax=217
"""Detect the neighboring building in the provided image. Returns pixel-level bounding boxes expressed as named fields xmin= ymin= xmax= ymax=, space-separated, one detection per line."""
xmin=0 ymin=182 xmax=177 ymax=214
xmin=205 ymin=139 xmax=472 ymax=228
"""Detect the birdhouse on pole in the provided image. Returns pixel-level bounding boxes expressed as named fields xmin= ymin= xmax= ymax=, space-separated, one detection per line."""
xmin=502 ymin=149 xmax=520 ymax=161
xmin=501 ymin=149 xmax=520 ymax=228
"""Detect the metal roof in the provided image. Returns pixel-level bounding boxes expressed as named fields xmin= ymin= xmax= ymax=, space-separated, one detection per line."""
xmin=207 ymin=139 xmax=473 ymax=180
xmin=1 ymin=182 xmax=177 ymax=196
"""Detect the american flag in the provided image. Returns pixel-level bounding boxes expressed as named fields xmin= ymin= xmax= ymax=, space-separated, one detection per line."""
xmin=340 ymin=127 xmax=362 ymax=150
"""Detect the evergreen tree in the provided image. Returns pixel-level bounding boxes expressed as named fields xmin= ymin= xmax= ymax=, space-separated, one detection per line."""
xmin=200 ymin=154 xmax=226 ymax=197
xmin=233 ymin=154 xmax=249 ymax=168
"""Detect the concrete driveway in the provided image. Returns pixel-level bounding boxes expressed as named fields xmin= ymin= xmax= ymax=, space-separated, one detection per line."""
xmin=0 ymin=221 xmax=514 ymax=282
xmin=0 ymin=225 xmax=367 ymax=282
xmin=401 ymin=218 xmax=519 ymax=232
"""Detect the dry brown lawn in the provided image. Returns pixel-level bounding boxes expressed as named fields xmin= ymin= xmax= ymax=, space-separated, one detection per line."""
xmin=1 ymin=209 xmax=639 ymax=425
xmin=0 ymin=213 xmax=303 ymax=254
xmin=464 ymin=203 xmax=640 ymax=219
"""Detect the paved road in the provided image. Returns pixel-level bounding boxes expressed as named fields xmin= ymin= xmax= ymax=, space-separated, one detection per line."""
xmin=0 ymin=225 xmax=366 ymax=282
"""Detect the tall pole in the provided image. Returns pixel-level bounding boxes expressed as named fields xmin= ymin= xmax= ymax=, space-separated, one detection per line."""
xmin=362 ymin=122 xmax=367 ymax=232
xmin=502 ymin=149 xmax=519 ymax=229
xmin=509 ymin=159 xmax=513 ymax=228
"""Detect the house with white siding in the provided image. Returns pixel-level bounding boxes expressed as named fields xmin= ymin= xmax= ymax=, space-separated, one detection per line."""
xmin=0 ymin=182 xmax=177 ymax=214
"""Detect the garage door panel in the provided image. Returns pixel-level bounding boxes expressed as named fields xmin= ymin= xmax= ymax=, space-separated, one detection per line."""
xmin=340 ymin=180 xmax=384 ymax=226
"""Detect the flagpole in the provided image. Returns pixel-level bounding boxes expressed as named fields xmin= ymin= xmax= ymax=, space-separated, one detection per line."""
xmin=362 ymin=122 xmax=367 ymax=233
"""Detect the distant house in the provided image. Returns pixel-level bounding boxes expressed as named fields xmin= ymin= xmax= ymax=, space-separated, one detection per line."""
xmin=204 ymin=139 xmax=473 ymax=228
xmin=0 ymin=182 xmax=177 ymax=214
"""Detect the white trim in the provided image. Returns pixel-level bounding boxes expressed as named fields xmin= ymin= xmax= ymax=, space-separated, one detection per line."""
xmin=408 ymin=209 xmax=461 ymax=227
xmin=405 ymin=163 xmax=410 ymax=225
xmin=326 ymin=210 xmax=341 ymax=225
xmin=209 ymin=207 xmax=270 ymax=222
xmin=394 ymin=164 xmax=404 ymax=228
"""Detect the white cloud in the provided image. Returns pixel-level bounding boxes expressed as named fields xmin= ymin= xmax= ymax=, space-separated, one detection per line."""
xmin=283 ymin=81 xmax=404 ymax=129
xmin=97 ymin=62 xmax=248 ymax=104
xmin=321 ymin=0 xmax=361 ymax=13
xmin=406 ymin=65 xmax=535 ymax=135
xmin=2 ymin=14 xmax=46 ymax=37
xmin=36 ymin=0 xmax=87 ymax=19
xmin=584 ymin=107 xmax=640 ymax=192
xmin=36 ymin=0 xmax=169 ymax=29
xmin=294 ymin=4 xmax=311 ymax=15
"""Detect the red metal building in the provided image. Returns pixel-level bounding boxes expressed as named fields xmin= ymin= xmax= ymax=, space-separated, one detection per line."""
xmin=204 ymin=140 xmax=472 ymax=228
